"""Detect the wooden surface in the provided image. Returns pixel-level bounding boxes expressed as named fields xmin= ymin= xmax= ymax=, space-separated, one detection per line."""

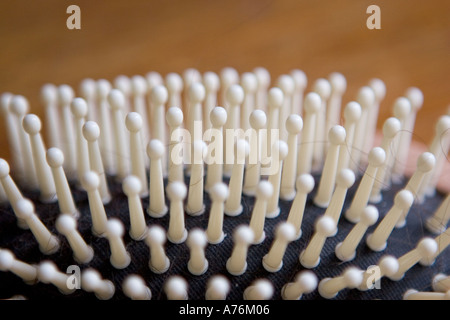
xmin=0 ymin=0 xmax=449 ymax=189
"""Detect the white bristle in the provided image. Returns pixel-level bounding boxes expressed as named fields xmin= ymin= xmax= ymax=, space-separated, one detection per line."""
xmin=405 ymin=151 xmax=436 ymax=199
xmin=243 ymin=279 xmax=274 ymax=300
xmin=40 ymin=84 xmax=61 ymax=149
xmin=122 ymin=175 xmax=147 ymax=240
xmin=365 ymin=78 xmax=385 ymax=156
xmin=327 ymin=72 xmax=347 ymax=137
xmin=122 ymin=274 xmax=152 ymax=300
xmin=125 ymin=112 xmax=148 ymax=198
xmin=240 ymin=72 xmax=257 ymax=132
xmin=287 ymin=174 xmax=315 ymax=240
xmin=366 ymin=189 xmax=414 ymax=252
xmin=80 ymin=171 xmax=108 ymax=236
xmin=0 ymin=249 xmax=38 ymax=285
xmin=419 ymin=227 xmax=449 ymax=266
xmin=186 ymin=140 xmax=207 ymax=216
xmin=150 ymin=84 xmax=169 ymax=176
xmin=56 ymin=213 xmax=94 ymax=264
xmin=290 ymin=69 xmax=307 ymax=116
xmin=1 ymin=93 xmax=21 ymax=179
xmin=265 ymin=87 xmax=283 ymax=161
xmin=243 ymin=109 xmax=267 ymax=196
xmin=276 ymin=74 xmax=295 ymax=142
xmin=280 ymin=114 xmax=303 ymax=201
xmin=166 ymin=181 xmax=188 ymax=244
xmin=187 ymin=82 xmax=205 ymax=172
xmin=57 ymin=85 xmax=77 ymax=178
xmin=38 ymin=261 xmax=75 ymax=295
xmin=205 ymin=275 xmax=230 ymax=300
xmin=254 ymin=67 xmax=271 ymax=110
xmin=164 ymin=275 xmax=188 ymax=300
xmin=166 ymin=106 xmax=185 ymax=184
xmin=79 ymin=78 xmax=98 ymax=121
xmin=432 ymin=273 xmax=450 ymax=292
xmin=131 ymin=75 xmax=150 ymax=144
xmin=166 ymin=72 xmax=183 ymax=108
xmin=145 ymin=225 xmax=170 ymax=274
xmin=219 ymin=67 xmax=239 ymax=110
xmin=146 ymin=139 xmax=168 ymax=218
xmin=105 ymin=218 xmax=131 ymax=269
xmin=359 ymin=255 xmax=399 ymax=291
xmin=403 ymin=289 xmax=450 ymax=300
xmin=82 ymin=121 xmax=112 ymax=204
xmin=266 ymin=140 xmax=289 ymax=218
xmin=207 ymin=182 xmax=229 ymax=244
xmin=70 ymin=97 xmax=90 ymax=185
xmin=187 ymin=228 xmax=209 ymax=276
xmin=226 ymin=225 xmax=254 ymax=276
xmin=202 ymin=71 xmax=219 ymax=132
xmin=81 ymin=268 xmax=115 ymax=300
xmin=426 ymin=193 xmax=450 ymax=235
xmin=224 ymin=139 xmax=248 ymax=216
xmin=313 ymin=125 xmax=347 ymax=208
xmin=318 ymin=267 xmax=363 ymax=299
xmin=312 ymin=78 xmax=331 ymax=169
xmin=281 ymin=270 xmax=317 ymax=300
xmin=262 ymin=222 xmax=296 ymax=272
xmin=46 ymin=147 xmax=79 ymax=219
xmin=113 ymin=75 xmax=132 ymax=114
xmin=345 ymin=147 xmax=386 ymax=223
xmin=249 ymin=180 xmax=273 ymax=244
xmin=22 ymin=114 xmax=56 ymax=203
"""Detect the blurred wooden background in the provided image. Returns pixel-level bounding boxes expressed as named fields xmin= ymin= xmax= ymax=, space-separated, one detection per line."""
xmin=0 ymin=0 xmax=449 ymax=179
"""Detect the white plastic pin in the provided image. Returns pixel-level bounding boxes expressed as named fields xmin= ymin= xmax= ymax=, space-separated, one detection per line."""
xmin=56 ymin=213 xmax=94 ymax=264
xmin=432 ymin=273 xmax=450 ymax=292
xmin=81 ymin=268 xmax=115 ymax=300
xmin=164 ymin=275 xmax=188 ymax=300
xmin=350 ymin=86 xmax=375 ymax=172
xmin=359 ymin=255 xmax=399 ymax=291
xmin=123 ymin=175 xmax=147 ymax=240
xmin=326 ymin=72 xmax=347 ymax=135
xmin=0 ymin=249 xmax=38 ymax=284
xmin=113 ymin=75 xmax=132 ymax=114
xmin=243 ymin=109 xmax=266 ymax=196
xmin=336 ymin=206 xmax=379 ymax=262
xmin=207 ymin=182 xmax=229 ymax=244
xmin=105 ymin=218 xmax=131 ymax=269
xmin=219 ymin=67 xmax=239 ymax=110
xmin=405 ymin=152 xmax=435 ymax=199
xmin=150 ymin=85 xmax=169 ymax=175
xmin=366 ymin=189 xmax=414 ymax=251
xmin=314 ymin=125 xmax=347 ymax=208
xmin=312 ymin=78 xmax=331 ymax=169
xmin=80 ymin=171 xmax=108 ymax=236
xmin=277 ymin=74 xmax=295 ymax=142
xmin=147 ymin=139 xmax=168 ymax=217
xmin=262 ymin=222 xmax=296 ymax=272
xmin=318 ymin=267 xmax=363 ymax=299
xmin=122 ymin=274 xmax=152 ymax=300
xmin=107 ymin=89 xmax=130 ymax=181
xmin=186 ymin=82 xmax=205 ymax=172
xmin=345 ymin=147 xmax=386 ymax=223
xmin=224 ymin=140 xmax=248 ymax=216
xmin=388 ymin=237 xmax=438 ymax=281
xmin=1 ymin=93 xmax=22 ymax=178
xmin=264 ymin=87 xmax=283 ymax=163
xmin=202 ymin=71 xmax=219 ymax=133
xmin=79 ymin=78 xmax=98 ymax=121
xmin=205 ymin=106 xmax=227 ymax=191
xmin=146 ymin=71 xmax=164 ymax=93
xmin=280 ymin=114 xmax=303 ymax=200
xmin=297 ymin=92 xmax=321 ymax=175
xmin=243 ymin=279 xmax=274 ymax=300
xmin=249 ymin=180 xmax=273 ymax=244
xmin=226 ymin=225 xmax=254 ymax=276
xmin=0 ymin=159 xmax=27 ymax=229
xmin=166 ymin=181 xmax=188 ymax=244
xmin=41 ymin=84 xmax=61 ymax=149
xmin=125 ymin=112 xmax=148 ymax=197
xmin=166 ymin=106 xmax=185 ymax=184
xmin=266 ymin=140 xmax=289 ymax=218
xmin=145 ymin=225 xmax=170 ymax=274
xmin=223 ymin=84 xmax=245 ymax=177
xmin=403 ymin=289 xmax=450 ymax=300
xmin=323 ymin=169 xmax=355 ymax=230
xmin=254 ymin=67 xmax=271 ymax=110
xmin=10 ymin=95 xmax=37 ymax=188
xmin=70 ymin=98 xmax=90 ymax=185
xmin=287 ymin=174 xmax=315 ymax=239
xmin=22 ymin=114 xmax=56 ymax=203
xmin=240 ymin=72 xmax=258 ymax=131
xmin=186 ymin=140 xmax=207 ymax=216
xmin=365 ymin=78 xmax=386 ymax=154
xmin=187 ymin=228 xmax=209 ymax=276
xmin=57 ymin=85 xmax=77 ymax=178
xmin=205 ymin=275 xmax=231 ymax=300
xmin=131 ymin=75 xmax=150 ymax=144
xmin=46 ymin=147 xmax=79 ymax=218
xmin=420 ymin=227 xmax=450 ymax=266
xmin=337 ymin=101 xmax=362 ymax=173
xmin=281 ymin=270 xmax=317 ymax=300
xmin=369 ymin=117 xmax=402 ymax=203
xmin=290 ymin=69 xmax=307 ymax=115
xmin=426 ymin=193 xmax=450 ymax=234
xmin=299 ymin=215 xmax=337 ymax=268
xmin=82 ymin=121 xmax=112 ymax=204
xmin=166 ymin=72 xmax=183 ymax=108
xmin=38 ymin=261 xmax=75 ymax=295
xmin=183 ymin=68 xmax=202 ymax=113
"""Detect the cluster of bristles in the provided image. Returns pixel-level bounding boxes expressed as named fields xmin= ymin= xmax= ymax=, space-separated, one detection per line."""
xmin=0 ymin=66 xmax=449 ymax=300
